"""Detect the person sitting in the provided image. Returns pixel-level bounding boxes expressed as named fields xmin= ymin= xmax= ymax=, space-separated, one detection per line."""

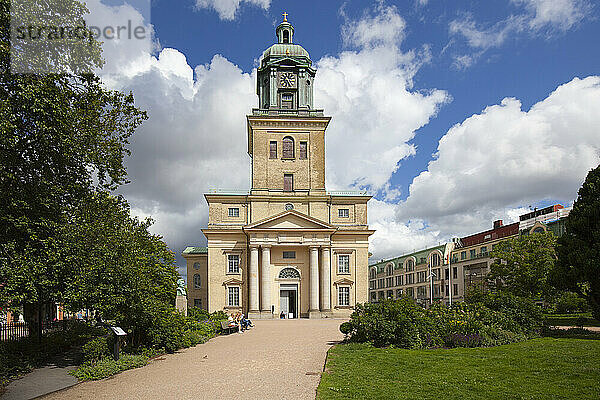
xmin=280 ymin=311 xmax=285 ymax=319
xmin=235 ymin=312 xmax=244 ymax=333
xmin=227 ymin=313 xmax=239 ymax=332
xmin=240 ymin=314 xmax=253 ymax=330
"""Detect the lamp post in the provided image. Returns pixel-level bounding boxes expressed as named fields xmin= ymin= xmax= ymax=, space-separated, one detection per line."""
xmin=428 ymin=263 xmax=437 ymax=307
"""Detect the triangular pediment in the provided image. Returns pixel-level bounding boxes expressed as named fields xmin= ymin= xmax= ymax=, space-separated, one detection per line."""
xmin=244 ymin=210 xmax=335 ymax=231
xmin=333 ymin=278 xmax=354 ymax=286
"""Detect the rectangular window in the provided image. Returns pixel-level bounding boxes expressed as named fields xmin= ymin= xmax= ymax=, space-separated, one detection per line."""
xmin=269 ymin=141 xmax=277 ymax=159
xmin=284 ymin=174 xmax=293 ymax=191
xmin=481 ymin=246 xmax=487 ymax=255
xmin=445 ymin=268 xmax=449 ymax=280
xmin=299 ymin=141 xmax=307 ymax=159
xmin=193 ymin=274 xmax=201 ymax=289
xmin=461 ymin=251 xmax=466 ymax=260
xmin=433 ymin=268 xmax=441 ymax=281
xmin=338 ymin=286 xmax=350 ymax=306
xmin=470 ymin=249 xmax=476 ymax=258
xmin=386 ymin=277 xmax=393 ymax=287
xmin=378 ymin=278 xmax=384 ymax=289
xmin=378 ymin=291 xmax=384 ymax=300
xmin=387 ymin=290 xmax=393 ymax=299
xmin=194 ymin=299 xmax=202 ymax=308
xmin=406 ymin=287 xmax=414 ymax=298
xmin=395 ymin=275 xmax=403 ymax=286
xmin=453 ymin=267 xmax=458 ymax=279
xmin=434 ymin=285 xmax=440 ymax=297
xmin=396 ymin=288 xmax=403 ymax=297
xmin=227 ymin=254 xmax=240 ymax=274
xmin=417 ymin=286 xmax=427 ymax=297
xmin=453 ymin=283 xmax=459 ymax=296
xmin=338 ymin=254 xmax=350 ymax=274
xmin=282 ymin=251 xmax=296 ymax=259
xmin=228 ymin=207 xmax=239 ymax=217
xmin=417 ymin=271 xmax=426 ymax=283
xmin=338 ymin=208 xmax=349 ymax=218
xmin=227 ymin=286 xmax=240 ymax=307
xmin=406 ymin=273 xmax=414 ymax=284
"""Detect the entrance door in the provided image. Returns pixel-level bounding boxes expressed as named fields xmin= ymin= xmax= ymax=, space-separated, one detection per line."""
xmin=279 ymin=284 xmax=298 ymax=319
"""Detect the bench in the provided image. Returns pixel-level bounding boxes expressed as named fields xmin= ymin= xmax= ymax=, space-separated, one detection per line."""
xmin=220 ymin=320 xmax=238 ymax=334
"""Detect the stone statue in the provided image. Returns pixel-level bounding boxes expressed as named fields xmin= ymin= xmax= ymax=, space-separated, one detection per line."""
xmin=176 ymin=278 xmax=187 ymax=297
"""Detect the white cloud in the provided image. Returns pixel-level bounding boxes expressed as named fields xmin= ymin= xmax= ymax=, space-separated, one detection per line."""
xmin=317 ymin=4 xmax=449 ymax=192
xmin=397 ymin=76 xmax=600 ymax=232
xmin=341 ymin=3 xmax=406 ymax=48
xmin=195 ymin=0 xmax=270 ymax=21
xmin=514 ymin=0 xmax=589 ymax=31
xmin=449 ymin=0 xmax=591 ymax=67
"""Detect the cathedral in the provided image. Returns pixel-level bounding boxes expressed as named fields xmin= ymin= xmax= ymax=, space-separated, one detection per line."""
xmin=183 ymin=16 xmax=374 ymax=319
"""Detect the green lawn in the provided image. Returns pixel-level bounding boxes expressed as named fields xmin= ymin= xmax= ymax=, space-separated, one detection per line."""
xmin=544 ymin=312 xmax=600 ymax=327
xmin=317 ymin=338 xmax=600 ymax=400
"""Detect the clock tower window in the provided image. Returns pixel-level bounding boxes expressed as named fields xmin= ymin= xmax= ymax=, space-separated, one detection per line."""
xmin=280 ymin=92 xmax=294 ymax=109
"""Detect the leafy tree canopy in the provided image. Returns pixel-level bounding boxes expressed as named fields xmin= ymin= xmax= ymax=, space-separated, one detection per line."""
xmin=555 ymin=164 xmax=600 ymax=320
xmin=488 ymin=232 xmax=557 ymax=300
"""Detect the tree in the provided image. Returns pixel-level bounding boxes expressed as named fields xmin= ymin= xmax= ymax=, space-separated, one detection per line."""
xmin=0 ymin=0 xmax=147 ymax=322
xmin=555 ymin=164 xmax=600 ymax=320
xmin=487 ymin=232 xmax=557 ymax=300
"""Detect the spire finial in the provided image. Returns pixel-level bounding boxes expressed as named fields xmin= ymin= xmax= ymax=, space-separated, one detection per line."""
xmin=282 ymin=12 xmax=288 ymax=22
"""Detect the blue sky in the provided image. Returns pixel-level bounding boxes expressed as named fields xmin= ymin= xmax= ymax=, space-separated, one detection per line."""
xmin=90 ymin=0 xmax=600 ymax=276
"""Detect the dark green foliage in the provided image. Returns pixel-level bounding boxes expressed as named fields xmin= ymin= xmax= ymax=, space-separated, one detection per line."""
xmin=0 ymin=321 xmax=105 ymax=385
xmin=553 ymin=291 xmax=589 ymax=314
xmin=344 ymin=294 xmax=542 ymax=349
xmin=70 ymin=354 xmax=149 ymax=381
xmin=81 ymin=336 xmax=111 ymax=363
xmin=339 ymin=322 xmax=352 ymax=335
xmin=488 ymin=232 xmax=557 ymax=300
xmin=555 ymin=164 xmax=600 ymax=320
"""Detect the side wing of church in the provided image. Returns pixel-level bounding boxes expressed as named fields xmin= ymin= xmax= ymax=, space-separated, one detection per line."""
xmin=183 ymin=17 xmax=374 ymax=319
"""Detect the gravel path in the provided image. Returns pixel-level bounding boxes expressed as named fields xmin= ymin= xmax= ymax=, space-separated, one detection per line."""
xmin=42 ymin=319 xmax=344 ymax=400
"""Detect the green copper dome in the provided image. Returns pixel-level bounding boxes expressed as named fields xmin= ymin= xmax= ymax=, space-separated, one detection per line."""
xmin=262 ymin=43 xmax=310 ymax=59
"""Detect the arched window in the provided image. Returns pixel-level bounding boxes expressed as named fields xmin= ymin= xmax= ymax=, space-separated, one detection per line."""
xmin=431 ymin=253 xmax=441 ymax=267
xmin=405 ymin=258 xmax=415 ymax=272
xmin=193 ymin=274 xmax=201 ymax=289
xmin=283 ymin=30 xmax=290 ymax=43
xmin=386 ymin=263 xmax=394 ymax=276
xmin=279 ymin=267 xmax=300 ymax=279
xmin=533 ymin=227 xmax=545 ymax=233
xmin=282 ymin=136 xmax=294 ymax=158
xmin=370 ymin=268 xmax=377 ymax=279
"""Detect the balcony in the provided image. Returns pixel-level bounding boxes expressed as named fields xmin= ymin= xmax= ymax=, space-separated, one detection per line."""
xmin=251 ymin=108 xmax=325 ymax=117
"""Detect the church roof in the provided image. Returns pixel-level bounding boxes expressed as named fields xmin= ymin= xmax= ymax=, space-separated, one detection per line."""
xmin=182 ymin=247 xmax=208 ymax=255
xmin=262 ymin=43 xmax=310 ymax=59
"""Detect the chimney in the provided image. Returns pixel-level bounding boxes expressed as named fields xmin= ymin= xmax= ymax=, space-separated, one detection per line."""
xmin=493 ymin=220 xmax=503 ymax=229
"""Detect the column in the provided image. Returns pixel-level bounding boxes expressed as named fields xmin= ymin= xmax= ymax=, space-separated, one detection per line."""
xmin=261 ymin=246 xmax=272 ymax=313
xmin=321 ymin=247 xmax=331 ymax=311
xmin=249 ymin=246 xmax=259 ymax=313
xmin=309 ymin=246 xmax=320 ymax=313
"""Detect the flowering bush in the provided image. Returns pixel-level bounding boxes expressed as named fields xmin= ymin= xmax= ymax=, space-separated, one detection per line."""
xmin=342 ymin=293 xmax=542 ymax=349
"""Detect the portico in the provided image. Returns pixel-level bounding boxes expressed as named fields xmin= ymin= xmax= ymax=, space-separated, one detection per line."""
xmin=244 ymin=210 xmax=336 ymax=319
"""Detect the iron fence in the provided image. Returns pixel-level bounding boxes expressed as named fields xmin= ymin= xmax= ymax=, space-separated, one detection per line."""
xmin=0 ymin=319 xmax=69 ymax=341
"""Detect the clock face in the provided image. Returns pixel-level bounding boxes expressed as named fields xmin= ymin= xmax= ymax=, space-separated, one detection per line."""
xmin=279 ymin=72 xmax=296 ymax=88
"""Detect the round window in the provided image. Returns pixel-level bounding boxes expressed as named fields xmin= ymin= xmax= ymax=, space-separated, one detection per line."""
xmin=193 ymin=262 xmax=201 ymax=270
xmin=285 ymin=203 xmax=294 ymax=211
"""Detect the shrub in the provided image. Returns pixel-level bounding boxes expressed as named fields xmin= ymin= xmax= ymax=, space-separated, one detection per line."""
xmin=345 ymin=293 xmax=542 ymax=349
xmin=554 ymin=292 xmax=588 ymax=314
xmin=70 ymin=354 xmax=148 ymax=381
xmin=339 ymin=322 xmax=352 ymax=336
xmin=82 ymin=336 xmax=111 ymax=363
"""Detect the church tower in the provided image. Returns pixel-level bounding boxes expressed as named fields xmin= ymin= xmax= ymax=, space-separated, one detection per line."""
xmin=247 ymin=16 xmax=328 ymax=202
xmin=186 ymin=16 xmax=374 ymax=319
